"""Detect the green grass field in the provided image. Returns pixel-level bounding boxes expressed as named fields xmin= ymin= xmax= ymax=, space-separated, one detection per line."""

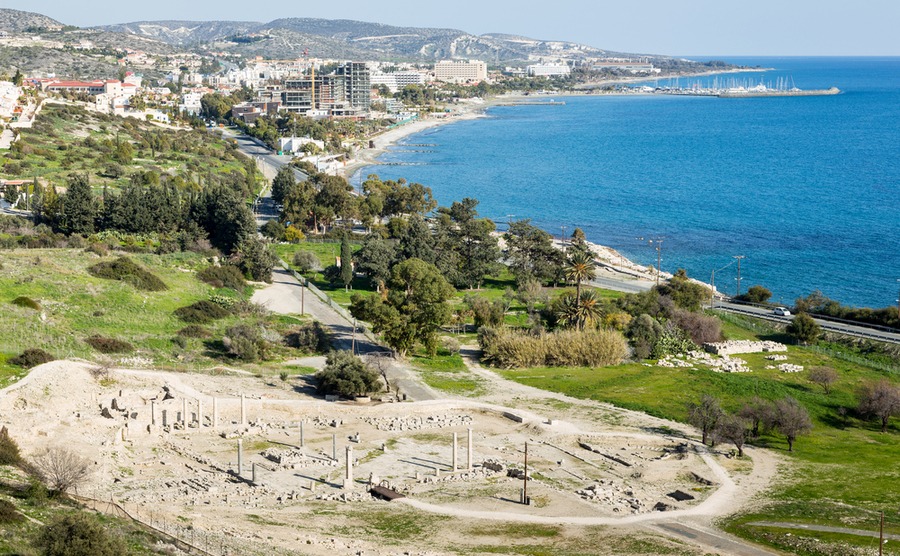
xmin=0 ymin=248 xmax=314 ymax=382
xmin=497 ymin=322 xmax=900 ymax=554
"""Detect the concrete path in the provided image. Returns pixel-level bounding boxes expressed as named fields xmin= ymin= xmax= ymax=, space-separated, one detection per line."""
xmin=251 ymin=268 xmax=438 ymax=402
xmin=649 ymin=522 xmax=779 ymax=556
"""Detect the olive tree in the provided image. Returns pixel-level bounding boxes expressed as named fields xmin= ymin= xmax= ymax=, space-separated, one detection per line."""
xmin=857 ymin=380 xmax=900 ymax=433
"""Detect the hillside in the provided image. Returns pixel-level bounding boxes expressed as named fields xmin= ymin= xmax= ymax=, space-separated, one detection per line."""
xmin=98 ymin=16 xmax=628 ymax=63
xmin=0 ymin=8 xmax=64 ymax=32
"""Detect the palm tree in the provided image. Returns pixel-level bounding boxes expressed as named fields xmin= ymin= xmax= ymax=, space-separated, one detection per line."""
xmin=564 ymin=251 xmax=597 ymax=300
xmin=556 ymin=289 xmax=604 ymax=330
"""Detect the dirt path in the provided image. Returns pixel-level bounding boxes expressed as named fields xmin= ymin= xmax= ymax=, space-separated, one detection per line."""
xmin=747 ymin=521 xmax=899 ymax=541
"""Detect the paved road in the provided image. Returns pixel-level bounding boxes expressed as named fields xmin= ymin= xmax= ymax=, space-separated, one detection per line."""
xmin=251 ymin=268 xmax=438 ymax=402
xmin=649 ymin=522 xmax=779 ymax=556
xmin=713 ymin=300 xmax=900 ymax=345
xmin=747 ymin=521 xmax=899 ymax=541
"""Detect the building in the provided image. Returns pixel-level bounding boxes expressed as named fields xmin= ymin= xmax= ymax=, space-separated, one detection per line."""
xmin=526 ymin=63 xmax=571 ymax=77
xmin=591 ymin=59 xmax=660 ymax=74
xmin=370 ymin=70 xmax=425 ymax=93
xmin=434 ymin=60 xmax=488 ymax=83
xmin=279 ymin=62 xmax=370 ymax=119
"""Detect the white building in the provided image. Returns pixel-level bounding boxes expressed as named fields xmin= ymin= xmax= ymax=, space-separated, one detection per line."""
xmin=181 ymin=92 xmax=204 ymax=115
xmin=434 ymin=60 xmax=488 ymax=83
xmin=526 ymin=63 xmax=571 ymax=77
xmin=279 ymin=136 xmax=326 ymax=154
xmin=370 ymin=70 xmax=426 ymax=93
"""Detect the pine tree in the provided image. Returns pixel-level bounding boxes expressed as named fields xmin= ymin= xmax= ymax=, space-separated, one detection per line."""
xmin=340 ymin=233 xmax=353 ymax=291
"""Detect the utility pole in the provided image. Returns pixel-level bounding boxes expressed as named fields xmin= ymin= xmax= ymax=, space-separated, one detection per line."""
xmin=733 ymin=255 xmax=746 ymax=296
xmin=638 ymin=237 xmax=664 ymax=286
xmin=880 ymin=511 xmax=885 ymax=556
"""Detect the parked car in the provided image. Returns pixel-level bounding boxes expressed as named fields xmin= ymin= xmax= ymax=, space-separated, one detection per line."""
xmin=773 ymin=307 xmax=791 ymax=316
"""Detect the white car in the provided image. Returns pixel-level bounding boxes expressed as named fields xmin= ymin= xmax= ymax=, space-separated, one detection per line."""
xmin=773 ymin=307 xmax=791 ymax=316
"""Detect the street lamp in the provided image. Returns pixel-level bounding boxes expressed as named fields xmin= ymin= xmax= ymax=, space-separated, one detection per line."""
xmin=711 ymin=260 xmax=736 ymax=307
xmin=638 ymin=237 xmax=665 ymax=286
xmin=733 ymin=255 xmax=746 ymax=296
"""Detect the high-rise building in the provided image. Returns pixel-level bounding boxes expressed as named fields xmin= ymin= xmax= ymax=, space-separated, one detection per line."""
xmin=336 ymin=62 xmax=371 ymax=110
xmin=281 ymin=62 xmax=370 ymax=115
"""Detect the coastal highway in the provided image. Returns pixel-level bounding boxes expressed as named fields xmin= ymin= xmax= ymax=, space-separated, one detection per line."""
xmin=587 ymin=275 xmax=900 ymax=345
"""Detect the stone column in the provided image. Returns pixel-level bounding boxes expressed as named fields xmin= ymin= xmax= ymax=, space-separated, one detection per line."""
xmin=182 ymin=398 xmax=188 ymax=429
xmin=467 ymin=428 xmax=473 ymax=471
xmin=240 ymin=394 xmax=247 ymax=425
xmin=300 ymin=421 xmax=304 ymax=447
xmin=252 ymin=463 xmax=257 ymax=485
xmin=150 ymin=400 xmax=156 ymax=426
xmin=344 ymin=446 xmax=353 ymax=489
xmin=213 ymin=398 xmax=219 ymax=430
xmin=237 ymin=439 xmax=243 ymax=477
xmin=452 ymin=432 xmax=458 ymax=471
xmin=162 ymin=410 xmax=168 ymax=428
xmin=332 ymin=434 xmax=337 ymax=461
xmin=197 ymin=399 xmax=203 ymax=429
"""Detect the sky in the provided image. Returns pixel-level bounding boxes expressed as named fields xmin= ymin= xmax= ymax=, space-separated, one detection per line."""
xmin=8 ymin=0 xmax=900 ymax=56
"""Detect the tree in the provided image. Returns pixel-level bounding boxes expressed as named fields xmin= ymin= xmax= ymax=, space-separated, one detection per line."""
xmin=56 ymin=174 xmax=95 ymax=235
xmin=737 ymin=285 xmax=772 ymax=304
xmin=787 ymin=312 xmax=820 ymax=345
xmin=687 ymin=394 xmax=723 ymax=445
xmin=292 ymin=250 xmax=320 ymax=273
xmin=231 ymin=237 xmax=276 ymax=282
xmin=31 ymin=448 xmax=92 ymax=495
xmin=626 ymin=313 xmax=663 ymax=360
xmin=774 ymin=396 xmax=812 ymax=451
xmin=564 ymin=250 xmax=596 ymax=300
xmin=857 ymin=380 xmax=900 ymax=433
xmin=3 ymin=181 xmax=19 ymax=205
xmin=355 ymin=234 xmax=397 ymax=290
xmin=505 ymin=219 xmax=565 ymax=285
xmin=436 ymin=198 xmax=501 ymax=289
xmin=555 ymin=289 xmax=604 ymax=331
xmin=655 ymin=269 xmax=709 ymax=312
xmin=35 ymin=513 xmax=127 ymax=556
xmin=350 ymin=258 xmax=455 ymax=356
xmin=284 ymin=225 xmax=305 ymax=243
xmin=739 ymin=396 xmax=777 ymax=438
xmin=340 ymin=233 xmax=353 ymax=291
xmin=808 ymin=366 xmax=839 ymax=394
xmin=271 ymin=166 xmax=296 ymax=205
xmin=261 ymin=219 xmax=285 ymax=241
xmin=190 ymin=184 xmax=256 ymax=254
xmin=569 ymin=227 xmax=590 ymax=257
xmin=714 ymin=413 xmax=750 ymax=457
xmin=316 ymin=351 xmax=383 ymax=398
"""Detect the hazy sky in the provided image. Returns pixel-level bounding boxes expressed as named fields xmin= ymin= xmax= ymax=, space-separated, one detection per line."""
xmin=11 ymin=0 xmax=900 ymax=56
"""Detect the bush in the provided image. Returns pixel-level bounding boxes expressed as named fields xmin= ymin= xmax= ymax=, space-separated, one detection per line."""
xmin=736 ymin=284 xmax=772 ymax=304
xmin=85 ymin=241 xmax=109 ymax=257
xmin=672 ymin=309 xmax=723 ymax=345
xmin=284 ymin=322 xmax=330 ymax=354
xmin=0 ymin=425 xmax=22 ymax=466
xmin=11 ymin=296 xmax=41 ymax=310
xmin=479 ymin=327 xmax=628 ymax=369
xmin=0 ymin=499 xmax=22 ymax=525
xmin=87 ymin=256 xmax=167 ymax=291
xmin=261 ymin=219 xmax=285 ymax=240
xmin=9 ymin=348 xmax=55 ymax=368
xmin=35 ymin=513 xmax=127 ymax=556
xmin=292 ymin=250 xmax=321 ymax=273
xmin=316 ymin=351 xmax=383 ymax=398
xmin=198 ymin=264 xmax=247 ymax=290
xmin=85 ymin=335 xmax=134 ymax=354
xmin=177 ymin=325 xmax=212 ymax=338
xmin=174 ymin=300 xmax=230 ymax=323
xmin=787 ymin=312 xmax=821 ymax=345
xmin=222 ymin=324 xmax=268 ymax=362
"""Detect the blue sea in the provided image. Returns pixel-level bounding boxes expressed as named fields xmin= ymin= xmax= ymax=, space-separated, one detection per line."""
xmin=353 ymin=57 xmax=900 ymax=309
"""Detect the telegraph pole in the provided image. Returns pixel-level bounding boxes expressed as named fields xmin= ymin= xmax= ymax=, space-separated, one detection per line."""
xmin=733 ymin=255 xmax=746 ymax=296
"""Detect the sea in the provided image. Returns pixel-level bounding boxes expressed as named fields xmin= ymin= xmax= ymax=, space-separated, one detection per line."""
xmin=352 ymin=57 xmax=900 ymax=309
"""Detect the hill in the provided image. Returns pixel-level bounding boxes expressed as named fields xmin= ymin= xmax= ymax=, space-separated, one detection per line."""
xmin=97 ymin=16 xmax=629 ymax=63
xmin=0 ymin=8 xmax=65 ymax=33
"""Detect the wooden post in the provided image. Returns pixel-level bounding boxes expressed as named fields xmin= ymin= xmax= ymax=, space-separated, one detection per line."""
xmin=523 ymin=442 xmax=528 ymax=505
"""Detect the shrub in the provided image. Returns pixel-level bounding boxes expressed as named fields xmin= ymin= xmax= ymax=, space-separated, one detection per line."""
xmin=0 ymin=426 xmax=22 ymax=466
xmin=31 ymin=448 xmax=92 ymax=496
xmin=35 ymin=513 xmax=126 ymax=556
xmin=85 ymin=335 xmax=134 ymax=354
xmin=11 ymin=296 xmax=41 ymax=310
xmin=316 ymin=351 xmax=383 ymax=398
xmin=87 ymin=256 xmax=167 ymax=291
xmin=174 ymin=300 xmax=230 ymax=323
xmin=672 ymin=309 xmax=723 ymax=345
xmin=736 ymin=284 xmax=772 ymax=304
xmin=261 ymin=219 xmax=285 ymax=240
xmin=9 ymin=348 xmax=55 ymax=368
xmin=222 ymin=324 xmax=268 ymax=362
xmin=479 ymin=327 xmax=628 ymax=369
xmin=284 ymin=322 xmax=330 ymax=354
xmin=177 ymin=325 xmax=212 ymax=338
xmin=197 ymin=265 xmax=246 ymax=290
xmin=292 ymin=250 xmax=321 ymax=273
xmin=0 ymin=499 xmax=22 ymax=525
xmin=787 ymin=312 xmax=821 ymax=345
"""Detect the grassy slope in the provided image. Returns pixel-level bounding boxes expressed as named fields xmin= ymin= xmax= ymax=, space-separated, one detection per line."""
xmin=0 ymin=248 xmax=312 ymax=383
xmin=1 ymin=103 xmax=248 ymax=190
xmin=498 ymin=317 xmax=900 ymax=554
